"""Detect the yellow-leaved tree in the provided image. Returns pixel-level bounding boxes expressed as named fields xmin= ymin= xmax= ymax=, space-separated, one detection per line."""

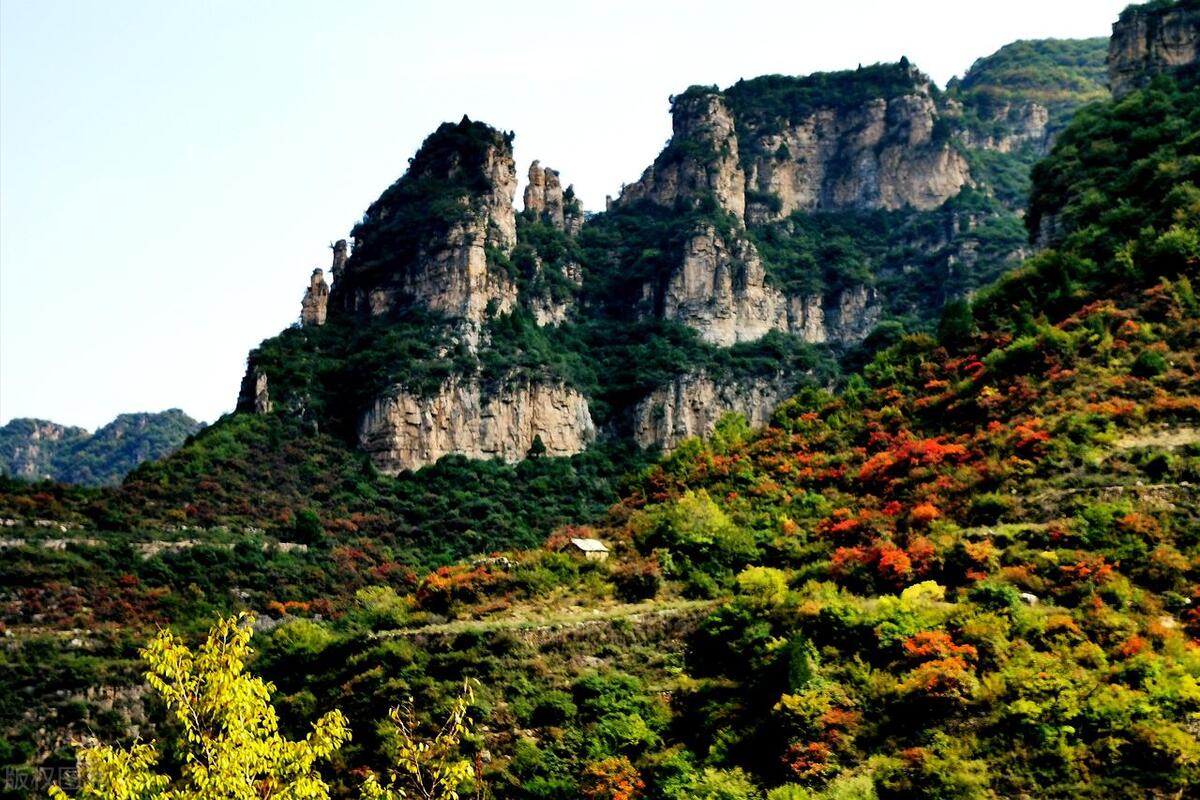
xmin=50 ymin=612 xmax=350 ymax=799
xmin=360 ymin=679 xmax=478 ymax=800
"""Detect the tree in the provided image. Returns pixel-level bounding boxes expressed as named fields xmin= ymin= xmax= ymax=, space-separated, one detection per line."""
xmin=294 ymin=508 xmax=326 ymax=545
xmin=580 ymin=755 xmax=644 ymax=800
xmin=527 ymin=435 xmax=547 ymax=458
xmin=361 ymin=679 xmax=479 ymax=800
xmin=50 ymin=612 xmax=350 ymax=799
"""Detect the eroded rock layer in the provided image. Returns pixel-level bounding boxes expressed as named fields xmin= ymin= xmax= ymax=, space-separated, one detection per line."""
xmin=1109 ymin=1 xmax=1199 ymax=97
xmin=358 ymin=377 xmax=595 ymax=474
xmin=633 ymin=372 xmax=800 ymax=453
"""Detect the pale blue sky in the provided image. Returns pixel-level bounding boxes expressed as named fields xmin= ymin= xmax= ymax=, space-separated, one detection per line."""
xmin=0 ymin=0 xmax=1129 ymax=429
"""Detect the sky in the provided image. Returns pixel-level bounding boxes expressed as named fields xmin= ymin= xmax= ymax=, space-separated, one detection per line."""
xmin=0 ymin=0 xmax=1131 ymax=430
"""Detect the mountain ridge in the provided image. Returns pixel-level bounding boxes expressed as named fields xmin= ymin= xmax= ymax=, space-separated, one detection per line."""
xmin=0 ymin=409 xmax=203 ymax=486
xmin=232 ymin=38 xmax=1112 ymax=482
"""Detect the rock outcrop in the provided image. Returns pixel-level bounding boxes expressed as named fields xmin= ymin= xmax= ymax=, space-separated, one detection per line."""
xmin=615 ymin=67 xmax=959 ymax=348
xmin=522 ymin=161 xmax=585 ymax=326
xmin=332 ymin=119 xmax=519 ymax=331
xmin=235 ymin=48 xmax=1110 ymax=473
xmin=657 ymin=225 xmax=783 ymax=346
xmin=620 ymin=71 xmax=970 ymax=224
xmin=955 ymin=101 xmax=1051 ymax=154
xmin=645 ymin=224 xmax=881 ymax=347
xmin=238 ymin=370 xmax=273 ymax=415
xmin=358 ymin=377 xmax=595 ymax=473
xmin=741 ymin=94 xmax=970 ymax=219
xmin=633 ymin=372 xmax=799 ymax=452
xmin=1108 ymin=1 xmax=1200 ymax=97
xmin=300 ymin=268 xmax=329 ymax=326
xmin=329 ymin=239 xmax=349 ymax=283
xmin=620 ymin=91 xmax=747 ymax=220
xmin=529 ymin=259 xmax=583 ymax=327
xmin=524 ymin=161 xmax=585 ymax=235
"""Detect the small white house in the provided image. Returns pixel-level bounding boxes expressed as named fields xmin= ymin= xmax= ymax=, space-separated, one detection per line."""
xmin=561 ymin=537 xmax=609 ymax=561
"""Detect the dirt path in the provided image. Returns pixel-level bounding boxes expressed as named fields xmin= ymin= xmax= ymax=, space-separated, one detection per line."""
xmin=375 ymin=597 xmax=717 ymax=638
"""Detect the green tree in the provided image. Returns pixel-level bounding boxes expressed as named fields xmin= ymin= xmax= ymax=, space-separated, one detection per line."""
xmin=293 ymin=508 xmax=326 ymax=545
xmin=50 ymin=612 xmax=350 ymax=799
xmin=361 ymin=679 xmax=479 ymax=800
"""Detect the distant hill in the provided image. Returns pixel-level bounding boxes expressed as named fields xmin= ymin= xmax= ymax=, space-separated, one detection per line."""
xmin=0 ymin=410 xmax=203 ymax=486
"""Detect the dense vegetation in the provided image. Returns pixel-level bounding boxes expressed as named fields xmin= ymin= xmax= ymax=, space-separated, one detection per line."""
xmin=0 ymin=413 xmax=655 ymax=562
xmin=949 ymin=38 xmax=1109 ymax=126
xmin=748 ymin=188 xmax=1028 ymax=323
xmin=0 ymin=410 xmax=201 ymax=487
xmin=722 ymin=62 xmax=933 ymax=142
xmin=339 ymin=117 xmax=516 ymax=303
xmin=4 ymin=11 xmax=1199 ymax=798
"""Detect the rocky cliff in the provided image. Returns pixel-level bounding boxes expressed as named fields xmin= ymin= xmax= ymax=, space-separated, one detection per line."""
xmin=652 ymin=224 xmax=879 ymax=347
xmin=240 ymin=44 xmax=1108 ymax=470
xmin=332 ymin=118 xmax=519 ymax=331
xmin=1109 ymin=0 xmax=1200 ymax=97
xmin=621 ymin=66 xmax=971 ymax=224
xmin=358 ymin=377 xmax=595 ymax=473
xmin=633 ymin=372 xmax=799 ymax=452
xmin=615 ymin=64 xmax=973 ymax=349
xmin=953 ymin=100 xmax=1050 ymax=154
xmin=0 ymin=420 xmax=87 ymax=480
xmin=948 ymin=37 xmax=1110 ymax=160
xmin=619 ymin=91 xmax=748 ymax=219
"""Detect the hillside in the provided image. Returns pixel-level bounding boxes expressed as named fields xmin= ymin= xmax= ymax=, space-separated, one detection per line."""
xmin=0 ymin=410 xmax=202 ymax=487
xmin=2 ymin=4 xmax=1199 ymax=798
xmin=0 ymin=37 xmax=1109 ymax=554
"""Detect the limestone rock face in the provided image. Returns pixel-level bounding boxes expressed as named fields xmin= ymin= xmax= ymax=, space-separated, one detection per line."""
xmin=0 ymin=420 xmax=87 ymax=479
xmin=622 ymin=83 xmax=969 ymax=225
xmin=825 ymin=284 xmax=882 ymax=343
xmin=620 ymin=91 xmax=746 ymax=220
xmin=394 ymin=215 xmax=519 ymax=330
xmin=300 ymin=268 xmax=329 ymax=326
xmin=616 ymin=75 xmax=954 ymax=348
xmin=633 ymin=373 xmax=799 ymax=452
xmin=957 ymin=101 xmax=1051 ymax=154
xmin=742 ymin=93 xmax=970 ymax=218
xmin=524 ymin=161 xmax=563 ymax=224
xmin=333 ymin=119 xmax=519 ymax=330
xmin=329 ymin=239 xmax=349 ymax=284
xmin=523 ymin=161 xmax=584 ymax=234
xmin=358 ymin=377 xmax=595 ymax=474
xmin=484 ymin=144 xmax=519 ymax=251
xmin=659 ymin=225 xmax=787 ymax=346
xmin=647 ymin=225 xmax=881 ymax=347
xmin=529 ymin=260 xmax=582 ymax=327
xmin=1109 ymin=2 xmax=1200 ymax=97
xmin=237 ymin=370 xmax=273 ymax=415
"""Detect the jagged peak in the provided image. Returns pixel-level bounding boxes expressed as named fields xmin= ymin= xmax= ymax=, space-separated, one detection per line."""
xmin=405 ymin=117 xmax=513 ymax=184
xmin=331 ymin=116 xmax=519 ymax=324
xmin=523 ymin=161 xmax=583 ymax=233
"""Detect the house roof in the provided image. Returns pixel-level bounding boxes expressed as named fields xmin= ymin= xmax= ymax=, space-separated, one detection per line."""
xmin=568 ymin=537 xmax=608 ymax=552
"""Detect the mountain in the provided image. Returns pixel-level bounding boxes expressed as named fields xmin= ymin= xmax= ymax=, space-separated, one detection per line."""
xmin=0 ymin=36 xmax=1100 ymax=555
xmin=173 ymin=40 xmax=1104 ymax=524
xmin=0 ymin=38 xmax=1113 ymax=559
xmin=0 ymin=410 xmax=202 ymax=486
xmin=2 ymin=4 xmax=1198 ymax=797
